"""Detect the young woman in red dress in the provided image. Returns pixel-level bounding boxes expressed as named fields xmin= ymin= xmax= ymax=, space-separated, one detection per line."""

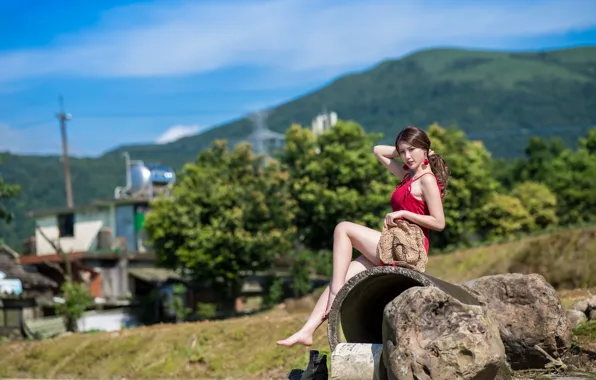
xmin=277 ymin=126 xmax=450 ymax=347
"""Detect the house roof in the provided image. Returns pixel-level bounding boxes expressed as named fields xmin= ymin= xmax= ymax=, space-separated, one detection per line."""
xmin=0 ymin=244 xmax=58 ymax=288
xmin=29 ymin=197 xmax=151 ymax=218
xmin=128 ymin=267 xmax=182 ymax=283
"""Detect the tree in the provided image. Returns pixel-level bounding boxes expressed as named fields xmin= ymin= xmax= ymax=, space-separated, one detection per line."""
xmin=144 ymin=140 xmax=297 ymax=304
xmin=477 ymin=193 xmax=534 ymax=241
xmin=545 ymin=128 xmax=596 ymax=225
xmin=511 ymin=181 xmax=558 ymax=230
xmin=280 ymin=120 xmax=395 ymax=251
xmin=54 ymin=282 xmax=94 ymax=332
xmin=425 ymin=123 xmax=500 ymax=249
xmin=0 ymin=157 xmax=21 ymax=225
xmin=520 ymin=136 xmax=566 ymax=183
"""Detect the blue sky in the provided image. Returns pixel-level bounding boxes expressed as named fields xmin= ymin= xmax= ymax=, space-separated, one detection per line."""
xmin=1 ymin=0 xmax=595 ymax=157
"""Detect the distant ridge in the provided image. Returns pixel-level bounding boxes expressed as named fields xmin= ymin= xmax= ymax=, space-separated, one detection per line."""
xmin=1 ymin=45 xmax=596 ymax=247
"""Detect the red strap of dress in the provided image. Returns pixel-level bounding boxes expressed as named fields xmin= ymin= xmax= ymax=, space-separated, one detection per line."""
xmin=400 ymin=172 xmax=444 ymax=197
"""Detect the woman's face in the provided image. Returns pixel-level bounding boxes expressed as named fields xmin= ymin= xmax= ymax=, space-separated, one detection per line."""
xmin=397 ymin=141 xmax=426 ymax=170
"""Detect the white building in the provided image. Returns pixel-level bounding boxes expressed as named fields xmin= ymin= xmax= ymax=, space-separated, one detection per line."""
xmin=311 ymin=111 xmax=338 ymax=137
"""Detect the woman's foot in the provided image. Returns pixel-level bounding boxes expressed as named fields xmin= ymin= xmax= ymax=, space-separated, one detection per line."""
xmin=277 ymin=330 xmax=314 ymax=347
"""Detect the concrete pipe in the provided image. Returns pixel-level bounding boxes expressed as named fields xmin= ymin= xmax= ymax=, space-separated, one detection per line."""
xmin=327 ymin=266 xmax=481 ymax=352
xmin=330 ymin=343 xmax=383 ymax=380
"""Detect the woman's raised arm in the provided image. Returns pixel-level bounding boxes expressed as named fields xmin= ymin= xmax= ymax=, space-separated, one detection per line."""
xmin=373 ymin=145 xmax=407 ymax=180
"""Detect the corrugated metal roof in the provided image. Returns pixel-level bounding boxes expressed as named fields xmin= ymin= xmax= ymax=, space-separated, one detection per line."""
xmin=128 ymin=267 xmax=182 ymax=283
xmin=0 ymin=244 xmax=57 ymax=288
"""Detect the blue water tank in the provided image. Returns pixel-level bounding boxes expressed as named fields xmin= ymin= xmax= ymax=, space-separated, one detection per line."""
xmin=146 ymin=164 xmax=176 ymax=185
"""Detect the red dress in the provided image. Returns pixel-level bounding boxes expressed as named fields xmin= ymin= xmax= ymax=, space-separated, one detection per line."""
xmin=389 ymin=172 xmax=441 ymax=253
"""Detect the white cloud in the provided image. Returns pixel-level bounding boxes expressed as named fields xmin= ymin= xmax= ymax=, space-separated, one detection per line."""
xmin=0 ymin=0 xmax=594 ymax=82
xmin=155 ymin=124 xmax=204 ymax=144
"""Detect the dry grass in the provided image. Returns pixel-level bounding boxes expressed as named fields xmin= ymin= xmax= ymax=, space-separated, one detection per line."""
xmin=426 ymin=226 xmax=596 ymax=289
xmin=1 ymin=293 xmax=595 ymax=379
xmin=2 ymin=226 xmax=596 ymax=379
xmin=0 ymin=307 xmax=327 ymax=380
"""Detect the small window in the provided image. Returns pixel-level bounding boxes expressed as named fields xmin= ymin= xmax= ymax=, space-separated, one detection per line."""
xmin=58 ymin=213 xmax=75 ymax=237
xmin=4 ymin=309 xmax=20 ymax=327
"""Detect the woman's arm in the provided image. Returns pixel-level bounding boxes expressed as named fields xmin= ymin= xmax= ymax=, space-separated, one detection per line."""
xmin=373 ymin=145 xmax=407 ymax=180
xmin=396 ymin=175 xmax=445 ymax=231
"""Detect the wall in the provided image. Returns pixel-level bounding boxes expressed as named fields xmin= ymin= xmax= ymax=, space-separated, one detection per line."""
xmin=77 ymin=309 xmax=139 ymax=332
xmin=35 ymin=208 xmax=111 ymax=255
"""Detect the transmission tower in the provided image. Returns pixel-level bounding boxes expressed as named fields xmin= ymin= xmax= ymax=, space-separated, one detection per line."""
xmin=246 ymin=110 xmax=285 ymax=160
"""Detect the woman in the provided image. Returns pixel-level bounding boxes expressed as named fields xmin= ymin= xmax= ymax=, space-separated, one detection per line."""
xmin=277 ymin=126 xmax=449 ymax=348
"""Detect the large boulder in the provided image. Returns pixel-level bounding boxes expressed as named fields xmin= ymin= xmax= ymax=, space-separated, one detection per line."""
xmin=381 ymin=286 xmax=506 ymax=380
xmin=462 ymin=273 xmax=572 ymax=370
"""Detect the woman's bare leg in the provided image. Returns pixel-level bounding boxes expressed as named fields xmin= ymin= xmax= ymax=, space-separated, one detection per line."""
xmin=276 ymin=256 xmax=376 ymax=347
xmin=277 ymin=222 xmax=381 ymax=347
xmin=323 ymin=222 xmax=381 ymax=318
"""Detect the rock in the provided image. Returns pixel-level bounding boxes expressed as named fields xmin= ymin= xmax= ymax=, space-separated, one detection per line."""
xmin=586 ymin=296 xmax=596 ymax=310
xmin=381 ymin=287 xmax=506 ymax=380
xmin=462 ymin=273 xmax=572 ymax=370
xmin=589 ymin=309 xmax=596 ymax=321
xmin=566 ymin=310 xmax=588 ymax=329
xmin=572 ymin=300 xmax=589 ymax=314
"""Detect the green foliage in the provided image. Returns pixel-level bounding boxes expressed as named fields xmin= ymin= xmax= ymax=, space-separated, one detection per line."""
xmin=477 ymin=194 xmax=534 ymax=241
xmin=289 ymin=249 xmax=314 ymax=298
xmin=195 ymin=303 xmax=217 ymax=320
xmin=510 ymin=181 xmax=558 ymax=230
xmin=170 ymin=284 xmax=191 ymax=322
xmin=281 ymin=121 xmax=394 ymax=251
xmin=2 ymin=47 xmax=596 ymax=248
xmin=54 ymin=282 xmax=94 ymax=332
xmin=425 ymin=123 xmax=500 ymax=248
xmin=542 ymin=139 xmax=596 ymax=226
xmin=262 ymin=276 xmax=284 ymax=308
xmin=143 ymin=140 xmax=297 ymax=302
xmin=0 ymin=157 xmax=21 ymax=225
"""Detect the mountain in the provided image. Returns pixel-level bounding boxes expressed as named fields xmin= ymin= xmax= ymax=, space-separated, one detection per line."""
xmin=1 ymin=46 xmax=596 ymax=248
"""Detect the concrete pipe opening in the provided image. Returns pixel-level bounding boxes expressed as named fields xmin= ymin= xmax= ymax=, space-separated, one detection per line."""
xmin=327 ymin=266 xmax=481 ymax=351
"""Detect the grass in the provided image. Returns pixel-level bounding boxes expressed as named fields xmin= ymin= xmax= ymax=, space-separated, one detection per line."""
xmin=2 ymin=226 xmax=596 ymax=379
xmin=426 ymin=225 xmax=596 ymax=289
xmin=0 ymin=308 xmax=329 ymax=379
xmin=0 ymin=291 xmax=594 ymax=379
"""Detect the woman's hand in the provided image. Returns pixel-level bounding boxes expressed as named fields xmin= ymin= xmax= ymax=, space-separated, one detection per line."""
xmin=384 ymin=210 xmax=404 ymax=228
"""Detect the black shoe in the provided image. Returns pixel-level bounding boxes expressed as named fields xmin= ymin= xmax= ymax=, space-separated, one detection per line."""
xmin=288 ymin=369 xmax=304 ymax=380
xmin=300 ymin=350 xmax=328 ymax=380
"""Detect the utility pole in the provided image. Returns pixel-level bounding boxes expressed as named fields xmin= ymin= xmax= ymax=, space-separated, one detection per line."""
xmin=56 ymin=95 xmax=74 ymax=208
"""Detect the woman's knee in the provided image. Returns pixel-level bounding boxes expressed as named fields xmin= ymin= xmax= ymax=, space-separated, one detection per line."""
xmin=334 ymin=221 xmax=354 ymax=238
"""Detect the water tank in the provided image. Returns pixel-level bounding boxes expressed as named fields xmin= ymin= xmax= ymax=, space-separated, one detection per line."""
xmin=129 ymin=163 xmax=152 ymax=193
xmin=22 ymin=236 xmax=36 ymax=255
xmin=97 ymin=227 xmax=113 ymax=250
xmin=146 ymin=164 xmax=176 ymax=185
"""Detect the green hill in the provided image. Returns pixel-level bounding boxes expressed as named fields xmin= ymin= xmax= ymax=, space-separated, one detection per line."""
xmin=1 ymin=46 xmax=596 ymax=248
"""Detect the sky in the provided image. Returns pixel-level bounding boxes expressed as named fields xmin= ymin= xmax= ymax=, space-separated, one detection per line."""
xmin=1 ymin=0 xmax=595 ymax=157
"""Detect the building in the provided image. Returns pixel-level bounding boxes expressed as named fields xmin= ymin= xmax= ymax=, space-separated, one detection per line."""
xmin=311 ymin=111 xmax=338 ymax=137
xmin=0 ymin=244 xmax=57 ymax=339
xmin=18 ymin=156 xmax=183 ymax=309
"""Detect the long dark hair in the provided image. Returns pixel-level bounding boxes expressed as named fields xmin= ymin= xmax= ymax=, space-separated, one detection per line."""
xmin=395 ymin=126 xmax=450 ymax=197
